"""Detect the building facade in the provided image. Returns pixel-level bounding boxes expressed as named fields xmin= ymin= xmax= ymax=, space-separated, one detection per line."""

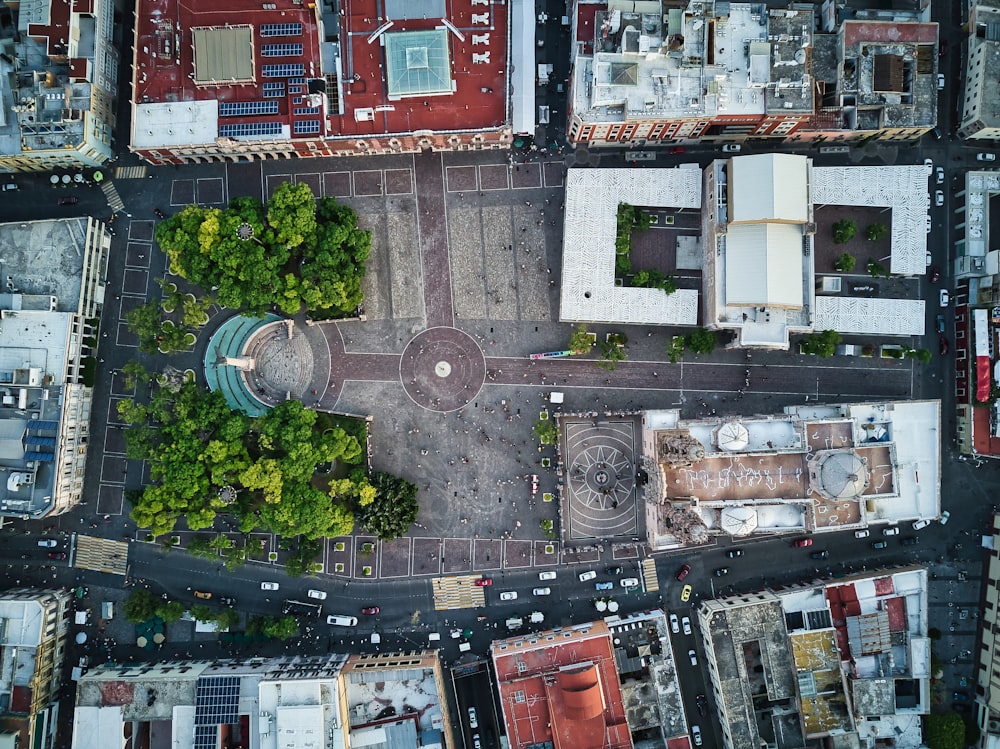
xmin=958 ymin=1 xmax=1000 ymax=140
xmin=0 ymin=0 xmax=118 ymax=171
xmin=976 ymin=512 xmax=1000 ymax=745
xmin=129 ymin=0 xmax=515 ymax=165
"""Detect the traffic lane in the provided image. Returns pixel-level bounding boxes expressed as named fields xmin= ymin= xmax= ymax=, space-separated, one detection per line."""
xmin=453 ymin=668 xmax=492 ymax=749
xmin=670 ymin=621 xmax=709 ymax=740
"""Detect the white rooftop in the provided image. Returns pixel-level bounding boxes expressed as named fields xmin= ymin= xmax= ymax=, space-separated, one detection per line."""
xmin=729 ymin=154 xmax=809 ymax=224
xmin=132 ymin=101 xmax=225 ymax=148
xmin=813 ymin=296 xmax=926 ymax=336
xmin=560 ymin=168 xmax=701 ymax=326
xmin=725 ymin=224 xmax=805 ymax=308
xmin=810 ymin=165 xmax=929 ymax=276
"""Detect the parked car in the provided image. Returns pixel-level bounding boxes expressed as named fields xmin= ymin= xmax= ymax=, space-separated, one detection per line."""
xmin=940 ymin=510 xmax=951 ymax=525
xmin=692 ymin=725 xmax=703 ymax=746
xmin=261 ymin=581 xmax=279 ymax=591
xmin=810 ymin=550 xmax=830 ymax=560
xmin=978 ymin=152 xmax=997 ymax=162
xmin=595 ymin=581 xmax=614 ymax=591
xmin=936 ymin=314 xmax=946 ymax=334
xmin=36 ymin=539 xmax=57 ymax=548
xmin=854 ymin=529 xmax=870 ymax=539
xmin=669 ymin=613 xmax=680 ymax=633
xmin=929 ymin=266 xmax=940 ymax=284
xmin=882 ymin=526 xmax=900 ymax=536
xmin=912 ymin=519 xmax=932 ymax=530
xmin=939 ymin=289 xmax=950 ymax=307
xmin=472 ymin=734 xmax=482 ymax=749
xmin=935 ymin=190 xmax=945 ymax=207
xmin=931 ymin=127 xmax=943 ymax=140
xmin=47 ymin=552 xmax=67 ymax=560
xmin=793 ymin=538 xmax=813 ymax=548
xmin=923 ymin=158 xmax=934 ymax=175
xmin=937 ymin=73 xmax=945 ymax=90
xmin=361 ymin=606 xmax=380 ymax=615
xmin=533 ymin=587 xmax=551 ymax=596
xmin=726 ymin=549 xmax=744 ymax=558
xmin=606 ymin=565 xmax=624 ymax=575
xmin=307 ymin=589 xmax=327 ymax=600
xmin=714 ymin=567 xmax=729 ymax=576
xmin=940 ymin=39 xmax=949 ymax=57
xmin=940 ymin=337 xmax=949 ymax=355
xmin=681 ymin=584 xmax=692 ymax=602
xmin=1 ymin=183 xmax=16 ymax=191
xmin=872 ymin=541 xmax=888 ymax=550
xmin=218 ymin=596 xmax=236 ymax=606
xmin=936 ymin=167 xmax=945 ymax=185
xmin=722 ymin=144 xmax=741 ymax=153
xmin=675 ymin=564 xmax=692 ymax=581
xmin=620 ymin=578 xmax=639 ymax=589
xmin=926 ymin=215 xmax=932 ymax=234
xmin=668 ymin=146 xmax=685 ymax=154
xmin=696 ymin=694 xmax=708 ymax=717
xmin=475 ymin=577 xmax=493 ymax=586
xmin=58 ymin=196 xmax=79 ymax=205
xmin=499 ymin=591 xmax=518 ymax=601
xmin=579 ymin=570 xmax=597 ymax=582
xmin=901 ymin=537 xmax=919 ymax=546
xmin=538 ymin=571 xmax=557 ymax=580
xmin=682 ymin=616 xmax=692 ymax=636
xmin=193 ymin=590 xmax=212 ymax=599
xmin=688 ymin=649 xmax=698 ymax=666
xmin=468 ymin=707 xmax=479 ymax=729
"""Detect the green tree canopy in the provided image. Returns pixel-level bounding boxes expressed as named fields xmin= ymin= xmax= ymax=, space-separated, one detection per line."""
xmin=832 ymin=219 xmax=857 ymax=244
xmin=357 ymin=472 xmax=419 ymax=541
xmin=154 ymin=183 xmax=371 ymax=316
xmin=685 ymin=328 xmax=718 ymax=355
xmin=800 ymin=329 xmax=841 ymax=358
xmin=924 ymin=713 xmax=965 ymax=749
xmin=569 ymin=324 xmax=594 ymax=355
xmin=834 ymin=253 xmax=856 ymax=273
xmin=123 ymin=590 xmax=159 ymax=623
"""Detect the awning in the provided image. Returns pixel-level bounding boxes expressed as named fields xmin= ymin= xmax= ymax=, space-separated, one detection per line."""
xmin=977 ymin=355 xmax=991 ymax=402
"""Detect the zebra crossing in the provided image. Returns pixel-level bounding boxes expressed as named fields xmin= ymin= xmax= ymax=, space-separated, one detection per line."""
xmin=114 ymin=165 xmax=148 ymax=179
xmin=73 ymin=534 xmax=129 ymax=576
xmin=641 ymin=558 xmax=659 ymax=593
xmin=101 ymin=181 xmax=125 ymax=213
xmin=431 ymin=574 xmax=486 ymax=610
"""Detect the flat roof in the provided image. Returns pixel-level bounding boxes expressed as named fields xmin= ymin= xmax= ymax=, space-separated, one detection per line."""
xmin=191 ymin=26 xmax=255 ymax=84
xmin=813 ymin=297 xmax=926 ymax=336
xmin=725 ymin=224 xmax=805 ymax=309
xmin=560 ymin=168 xmax=701 ymax=327
xmin=729 ymin=154 xmax=810 ymax=224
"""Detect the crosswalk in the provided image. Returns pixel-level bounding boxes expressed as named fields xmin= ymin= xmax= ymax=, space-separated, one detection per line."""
xmin=641 ymin=558 xmax=659 ymax=593
xmin=115 ymin=166 xmax=148 ymax=179
xmin=73 ymin=534 xmax=129 ymax=576
xmin=431 ymin=574 xmax=486 ymax=610
xmin=101 ymin=181 xmax=125 ymax=213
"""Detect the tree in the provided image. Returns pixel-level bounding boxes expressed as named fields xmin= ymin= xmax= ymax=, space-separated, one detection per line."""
xmin=116 ymin=400 xmax=148 ymax=425
xmin=181 ymin=294 xmax=213 ymax=329
xmin=667 ymin=336 xmax=686 ymax=364
xmin=865 ymin=223 xmax=888 ymax=241
xmin=568 ymin=325 xmax=594 ymax=355
xmin=832 ymin=219 xmax=857 ymax=244
xmin=533 ymin=416 xmax=558 ymax=445
xmin=248 ymin=614 xmax=299 ymax=640
xmin=924 ymin=713 xmax=965 ymax=749
xmin=834 ymin=253 xmax=856 ymax=273
xmin=123 ymin=590 xmax=159 ymax=623
xmin=686 ymin=328 xmax=718 ymax=355
xmin=190 ymin=604 xmax=214 ymax=623
xmin=866 ymin=258 xmax=889 ymax=278
xmin=284 ymin=537 xmax=323 ymax=577
xmin=155 ymin=600 xmax=186 ymax=623
xmin=911 ymin=348 xmax=933 ymax=364
xmin=800 ymin=329 xmax=841 ymax=358
xmin=357 ymin=472 xmax=419 ymax=541
xmin=126 ymin=301 xmax=164 ymax=353
xmin=597 ymin=337 xmax=627 ymax=371
xmin=121 ymin=360 xmax=150 ymax=390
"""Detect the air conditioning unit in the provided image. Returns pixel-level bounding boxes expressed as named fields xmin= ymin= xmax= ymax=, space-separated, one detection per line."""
xmin=989 ymin=720 xmax=1000 ymax=732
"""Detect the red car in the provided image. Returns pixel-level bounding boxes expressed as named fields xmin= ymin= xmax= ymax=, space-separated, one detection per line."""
xmin=929 ymin=266 xmax=941 ymax=284
xmin=793 ymin=538 xmax=813 ymax=548
xmin=47 ymin=552 xmax=67 ymax=560
xmin=668 ymin=146 xmax=685 ymax=155
xmin=475 ymin=577 xmax=492 ymax=587
xmin=940 ymin=336 xmax=950 ymax=355
xmin=361 ymin=606 xmax=379 ymax=615
xmin=675 ymin=564 xmax=691 ymax=581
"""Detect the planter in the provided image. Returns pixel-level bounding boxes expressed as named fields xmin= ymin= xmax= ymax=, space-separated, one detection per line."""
xmin=334 ymin=542 xmax=346 ymax=552
xmin=362 ymin=566 xmax=373 ymax=576
xmin=170 ymin=535 xmax=181 ymax=546
xmin=542 ymin=492 xmax=554 ymax=503
xmin=268 ymin=551 xmax=278 ymax=562
xmin=362 ymin=543 xmax=374 ymax=553
xmin=540 ymin=458 xmax=551 ymax=468
xmin=334 ymin=562 xmax=345 ymax=573
xmin=544 ymin=544 xmax=555 ymax=554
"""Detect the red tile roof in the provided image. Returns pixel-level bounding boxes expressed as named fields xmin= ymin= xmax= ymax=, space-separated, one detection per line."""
xmin=842 ymin=20 xmax=938 ymax=47
xmin=885 ymin=596 xmax=906 ymax=633
xmin=132 ymin=0 xmax=508 ymax=149
xmin=492 ymin=622 xmax=634 ymax=749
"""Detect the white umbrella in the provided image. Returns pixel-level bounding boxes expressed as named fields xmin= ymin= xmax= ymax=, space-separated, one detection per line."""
xmin=75 ymin=632 xmax=87 ymax=644
xmin=607 ymin=600 xmax=619 ymax=612
xmin=594 ymin=599 xmax=607 ymax=611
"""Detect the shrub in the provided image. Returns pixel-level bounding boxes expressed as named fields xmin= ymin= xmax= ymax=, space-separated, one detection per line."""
xmin=832 ymin=219 xmax=857 ymax=244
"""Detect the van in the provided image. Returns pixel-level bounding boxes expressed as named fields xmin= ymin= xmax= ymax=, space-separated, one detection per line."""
xmin=327 ymin=614 xmax=358 ymax=626
xmin=505 ymin=617 xmax=524 ymax=629
xmin=459 ymin=641 xmax=472 ymax=652
xmin=530 ymin=611 xmax=544 ymax=623
xmin=428 ymin=632 xmax=441 ymax=642
xmin=835 ymin=344 xmax=863 ymax=357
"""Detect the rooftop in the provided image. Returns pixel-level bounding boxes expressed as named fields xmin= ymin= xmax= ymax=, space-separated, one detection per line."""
xmin=131 ymin=0 xmax=509 ymax=151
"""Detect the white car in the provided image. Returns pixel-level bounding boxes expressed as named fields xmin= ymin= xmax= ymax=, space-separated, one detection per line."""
xmin=923 ymin=158 xmax=933 ymax=175
xmin=682 ymin=616 xmax=692 ymax=636
xmin=307 ymin=589 xmax=327 ymax=600
xmin=935 ymin=190 xmax=944 ymax=207
xmin=669 ymin=613 xmax=680 ymax=633
xmin=977 ymin=153 xmax=997 ymax=162
xmin=499 ymin=591 xmax=517 ymax=601
xmin=926 ymin=215 xmax=932 ymax=234
xmin=688 ymin=649 xmax=698 ymax=666
xmin=937 ymin=73 xmax=945 ymax=90
xmin=468 ymin=707 xmax=478 ymax=729
xmin=692 ymin=725 xmax=703 ymax=747
xmin=1 ymin=183 xmax=16 ymax=191
xmin=882 ymin=526 xmax=900 ymax=537
xmin=620 ymin=578 xmax=639 ymax=589
xmin=722 ymin=143 xmax=741 ymax=153
xmin=939 ymin=510 xmax=951 ymax=525
xmin=261 ymin=581 xmax=280 ymax=591
xmin=538 ymin=570 xmax=557 ymax=581
xmin=936 ymin=166 xmax=945 ymax=185
xmin=36 ymin=539 xmax=57 ymax=548
xmin=912 ymin=519 xmax=931 ymax=531
xmin=578 ymin=570 xmax=597 ymax=582
xmin=532 ymin=587 xmax=551 ymax=596
xmin=854 ymin=529 xmax=870 ymax=539
xmin=940 ymin=289 xmax=950 ymax=307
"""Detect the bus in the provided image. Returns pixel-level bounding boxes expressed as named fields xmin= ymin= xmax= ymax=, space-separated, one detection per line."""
xmin=281 ymin=599 xmax=322 ymax=618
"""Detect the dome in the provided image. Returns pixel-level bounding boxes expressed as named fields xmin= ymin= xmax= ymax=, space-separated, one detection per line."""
xmin=715 ymin=421 xmax=749 ymax=452
xmin=815 ymin=450 xmax=869 ymax=499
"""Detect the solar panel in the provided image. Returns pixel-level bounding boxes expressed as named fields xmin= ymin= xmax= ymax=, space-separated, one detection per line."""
xmin=193 ymin=725 xmax=218 ymax=749
xmin=219 ymin=122 xmax=283 ymax=137
xmin=294 ymin=120 xmax=321 ymax=134
xmin=262 ymin=43 xmax=304 ymax=57
xmin=260 ymin=23 xmax=303 ymax=37
xmin=293 ymin=106 xmax=319 ymax=115
xmin=194 ymin=675 xmax=241 ymax=725
xmin=220 ymin=101 xmax=280 ymax=117
xmin=288 ymin=77 xmax=306 ymax=84
xmin=262 ymin=82 xmax=285 ymax=97
xmin=262 ymin=63 xmax=305 ymax=78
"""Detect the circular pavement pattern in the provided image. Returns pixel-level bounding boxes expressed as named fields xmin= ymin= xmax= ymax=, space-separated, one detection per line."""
xmin=563 ymin=419 xmax=638 ymax=540
xmin=399 ymin=327 xmax=486 ymax=412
